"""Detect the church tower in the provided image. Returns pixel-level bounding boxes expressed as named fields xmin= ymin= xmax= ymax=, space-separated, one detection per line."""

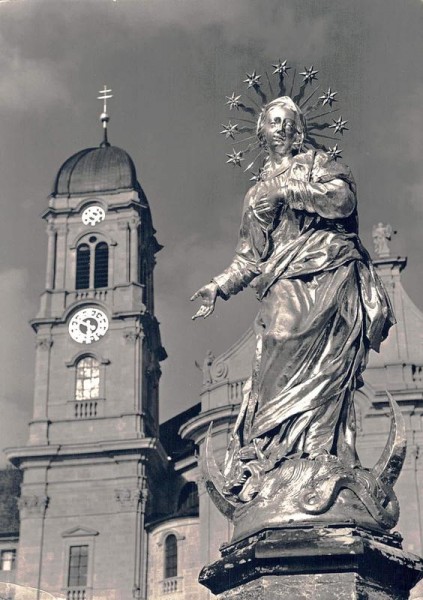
xmin=6 ymin=90 xmax=168 ymax=599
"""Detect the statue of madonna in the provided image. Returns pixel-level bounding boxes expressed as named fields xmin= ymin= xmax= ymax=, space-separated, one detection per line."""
xmin=192 ymin=93 xmax=400 ymax=535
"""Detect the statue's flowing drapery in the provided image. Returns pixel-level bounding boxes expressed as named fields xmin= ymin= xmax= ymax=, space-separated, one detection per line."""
xmin=213 ymin=149 xmax=395 ymax=481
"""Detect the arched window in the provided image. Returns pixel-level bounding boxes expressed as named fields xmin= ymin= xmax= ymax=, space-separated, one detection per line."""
xmin=76 ymin=244 xmax=90 ymax=289
xmin=0 ymin=550 xmax=16 ymax=571
xmin=164 ymin=534 xmax=177 ymax=579
xmin=75 ymin=357 xmax=100 ymax=401
xmin=177 ymin=482 xmax=199 ymax=515
xmin=75 ymin=238 xmax=109 ymax=290
xmin=94 ymin=242 xmax=109 ymax=288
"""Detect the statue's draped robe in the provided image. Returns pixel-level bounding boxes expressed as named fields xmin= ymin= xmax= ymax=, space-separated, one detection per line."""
xmin=214 ymin=150 xmax=394 ymax=475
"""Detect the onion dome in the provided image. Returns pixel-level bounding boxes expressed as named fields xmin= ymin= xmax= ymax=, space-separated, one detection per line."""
xmin=52 ymin=145 xmax=140 ymax=197
xmin=52 ymin=86 xmax=141 ymax=197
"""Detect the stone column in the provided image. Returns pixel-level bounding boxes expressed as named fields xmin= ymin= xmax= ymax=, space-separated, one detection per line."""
xmin=129 ymin=218 xmax=140 ymax=283
xmin=44 ymin=222 xmax=56 ymax=290
xmin=29 ymin=335 xmax=53 ymax=444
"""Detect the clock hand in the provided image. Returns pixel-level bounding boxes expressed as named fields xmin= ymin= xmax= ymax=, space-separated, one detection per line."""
xmin=82 ymin=318 xmax=96 ymax=334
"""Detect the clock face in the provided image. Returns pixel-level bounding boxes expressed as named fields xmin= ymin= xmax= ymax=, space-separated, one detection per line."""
xmin=81 ymin=205 xmax=106 ymax=226
xmin=69 ymin=308 xmax=109 ymax=344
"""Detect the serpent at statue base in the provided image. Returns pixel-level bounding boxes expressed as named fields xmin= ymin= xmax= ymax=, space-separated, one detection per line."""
xmin=202 ymin=392 xmax=406 ymax=542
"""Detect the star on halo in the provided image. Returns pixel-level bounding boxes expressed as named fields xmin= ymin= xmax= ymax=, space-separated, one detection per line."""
xmin=249 ymin=168 xmax=264 ymax=182
xmin=300 ymin=66 xmax=319 ymax=84
xmin=272 ymin=59 xmax=291 ymax=76
xmin=220 ymin=122 xmax=239 ymax=139
xmin=329 ymin=116 xmax=349 ymax=135
xmin=320 ymin=87 xmax=338 ymax=107
xmin=327 ymin=145 xmax=343 ymax=160
xmin=225 ymin=92 xmax=242 ymax=110
xmin=244 ymin=71 xmax=261 ymax=88
xmin=226 ymin=149 xmax=244 ymax=167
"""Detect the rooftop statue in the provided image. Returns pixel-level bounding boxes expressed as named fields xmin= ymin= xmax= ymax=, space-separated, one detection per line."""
xmin=191 ymin=63 xmax=405 ymax=541
xmin=372 ymin=221 xmax=394 ymax=258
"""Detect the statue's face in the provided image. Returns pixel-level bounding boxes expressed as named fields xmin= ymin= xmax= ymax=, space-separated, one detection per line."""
xmin=262 ymin=105 xmax=298 ymax=156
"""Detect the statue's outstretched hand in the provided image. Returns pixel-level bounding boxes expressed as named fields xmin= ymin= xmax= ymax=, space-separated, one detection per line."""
xmin=191 ymin=282 xmax=219 ymax=320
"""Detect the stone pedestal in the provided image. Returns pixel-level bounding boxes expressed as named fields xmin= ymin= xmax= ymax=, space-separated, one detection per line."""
xmin=199 ymin=526 xmax=423 ymax=599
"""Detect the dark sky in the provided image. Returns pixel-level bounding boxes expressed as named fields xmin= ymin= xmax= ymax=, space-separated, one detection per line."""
xmin=0 ymin=0 xmax=421 ymax=463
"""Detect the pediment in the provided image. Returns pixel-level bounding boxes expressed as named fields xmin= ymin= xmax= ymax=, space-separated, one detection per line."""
xmin=62 ymin=526 xmax=99 ymax=538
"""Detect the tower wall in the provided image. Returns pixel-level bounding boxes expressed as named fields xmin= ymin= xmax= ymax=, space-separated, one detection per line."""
xmin=7 ymin=145 xmax=167 ymax=600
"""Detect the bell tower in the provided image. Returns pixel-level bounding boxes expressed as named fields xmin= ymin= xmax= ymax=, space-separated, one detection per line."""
xmin=7 ymin=90 xmax=168 ymax=600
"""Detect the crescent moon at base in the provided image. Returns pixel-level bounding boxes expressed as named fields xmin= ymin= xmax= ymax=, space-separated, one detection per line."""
xmin=201 ymin=423 xmax=237 ymax=519
xmin=200 ymin=392 xmax=406 ymax=528
xmin=371 ymin=391 xmax=407 ymax=488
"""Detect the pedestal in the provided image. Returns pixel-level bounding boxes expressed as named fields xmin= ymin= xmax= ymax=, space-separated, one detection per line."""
xmin=199 ymin=526 xmax=423 ymax=599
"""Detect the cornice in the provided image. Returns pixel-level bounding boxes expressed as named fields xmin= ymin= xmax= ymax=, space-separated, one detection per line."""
xmin=179 ymin=404 xmax=239 ymax=445
xmin=5 ymin=436 xmax=169 ymax=468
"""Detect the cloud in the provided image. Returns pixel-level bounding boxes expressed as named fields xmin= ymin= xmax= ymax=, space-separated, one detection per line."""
xmin=0 ymin=32 xmax=68 ymax=112
xmin=157 ymin=232 xmax=235 ymax=298
xmin=407 ymin=181 xmax=423 ymax=213
xmin=385 ymin=86 xmax=423 ymax=210
xmin=398 ymin=86 xmax=423 ymax=159
xmin=0 ymin=0 xmax=335 ymax=119
xmin=116 ymin=0 xmax=333 ymax=57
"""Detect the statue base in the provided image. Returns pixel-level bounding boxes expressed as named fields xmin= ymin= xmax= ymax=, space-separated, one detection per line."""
xmin=199 ymin=526 xmax=423 ymax=599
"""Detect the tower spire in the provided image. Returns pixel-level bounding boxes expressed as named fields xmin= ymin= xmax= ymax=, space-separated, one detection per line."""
xmin=97 ymin=85 xmax=113 ymax=147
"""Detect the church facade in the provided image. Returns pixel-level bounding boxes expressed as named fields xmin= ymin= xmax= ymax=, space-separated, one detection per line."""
xmin=0 ymin=121 xmax=422 ymax=600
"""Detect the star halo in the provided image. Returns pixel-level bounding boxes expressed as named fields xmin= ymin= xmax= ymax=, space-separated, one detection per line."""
xmin=220 ymin=60 xmax=349 ymax=180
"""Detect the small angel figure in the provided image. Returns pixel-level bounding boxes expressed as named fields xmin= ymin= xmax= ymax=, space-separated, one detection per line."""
xmin=372 ymin=222 xmax=393 ymax=258
xmin=195 ymin=350 xmax=215 ymax=386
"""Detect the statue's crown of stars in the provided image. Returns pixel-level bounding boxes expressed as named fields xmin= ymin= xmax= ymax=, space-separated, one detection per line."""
xmin=221 ymin=61 xmax=349 ymax=180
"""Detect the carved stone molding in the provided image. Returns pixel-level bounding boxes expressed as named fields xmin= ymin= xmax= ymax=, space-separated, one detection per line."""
xmin=46 ymin=222 xmax=56 ymax=235
xmin=157 ymin=529 xmax=186 ymax=547
xmin=123 ymin=330 xmax=141 ymax=344
xmin=35 ymin=337 xmax=53 ymax=350
xmin=129 ymin=217 xmax=141 ymax=229
xmin=114 ymin=488 xmax=148 ymax=510
xmin=18 ymin=495 xmax=49 ymax=517
xmin=210 ymin=358 xmax=228 ymax=381
xmin=117 ymin=219 xmax=129 ymax=231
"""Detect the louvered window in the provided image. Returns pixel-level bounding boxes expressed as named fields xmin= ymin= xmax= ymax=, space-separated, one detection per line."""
xmin=75 ymin=239 xmax=109 ymax=289
xmin=76 ymin=244 xmax=90 ymax=289
xmin=94 ymin=242 xmax=109 ymax=288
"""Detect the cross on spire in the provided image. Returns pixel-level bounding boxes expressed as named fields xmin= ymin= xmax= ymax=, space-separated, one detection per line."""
xmin=97 ymin=85 xmax=113 ymax=147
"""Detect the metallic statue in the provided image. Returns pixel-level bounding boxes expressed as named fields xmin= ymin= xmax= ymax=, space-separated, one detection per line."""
xmin=191 ymin=71 xmax=405 ymax=541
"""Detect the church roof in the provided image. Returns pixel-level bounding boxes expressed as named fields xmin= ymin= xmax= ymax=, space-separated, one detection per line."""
xmin=52 ymin=145 xmax=139 ymax=197
xmin=160 ymin=403 xmax=201 ymax=461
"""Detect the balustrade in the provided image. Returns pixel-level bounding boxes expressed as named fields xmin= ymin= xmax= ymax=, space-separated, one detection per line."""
xmin=67 ymin=588 xmax=86 ymax=600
